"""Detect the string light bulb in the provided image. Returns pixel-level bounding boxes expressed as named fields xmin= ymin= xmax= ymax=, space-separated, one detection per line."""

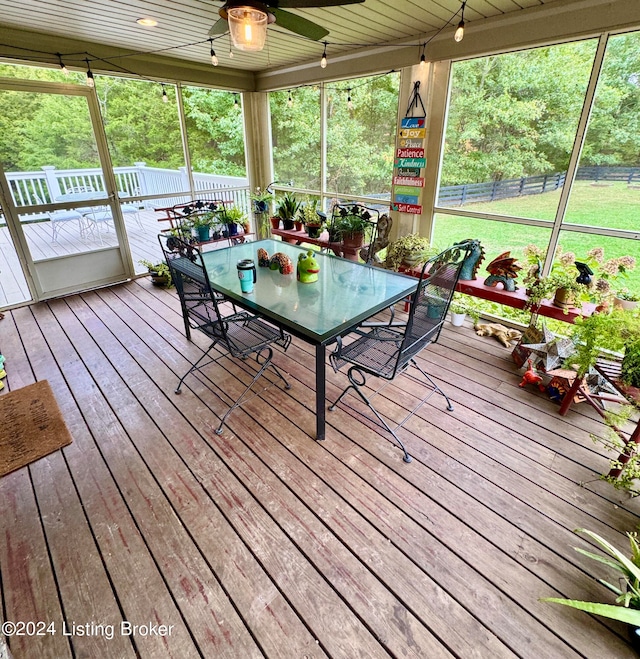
xmin=229 ymin=46 xmax=234 ymax=59
xmin=287 ymin=91 xmax=293 ymax=108
xmin=420 ymin=46 xmax=426 ymax=66
xmin=85 ymin=59 xmax=94 ymax=88
xmin=320 ymin=42 xmax=327 ymax=69
xmin=454 ymin=1 xmax=466 ymax=42
xmin=234 ymin=94 xmax=239 ymax=109
xmin=57 ymin=53 xmax=69 ymax=75
xmin=347 ymin=89 xmax=353 ymax=111
xmin=209 ymin=39 xmax=219 ymax=66
xmin=161 ymin=84 xmax=169 ymax=103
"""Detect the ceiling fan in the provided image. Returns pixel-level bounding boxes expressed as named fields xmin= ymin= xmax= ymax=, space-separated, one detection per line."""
xmin=208 ymin=0 xmax=365 ymax=51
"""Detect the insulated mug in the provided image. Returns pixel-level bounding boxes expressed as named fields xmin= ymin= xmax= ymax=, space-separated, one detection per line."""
xmin=237 ymin=259 xmax=257 ymax=293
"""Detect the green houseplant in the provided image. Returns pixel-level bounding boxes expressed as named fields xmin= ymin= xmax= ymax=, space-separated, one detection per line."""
xmin=250 ymin=187 xmax=273 ymax=215
xmin=138 ymin=259 xmax=172 ymax=287
xmin=276 ymin=191 xmax=301 ymax=230
xmin=384 ymin=234 xmax=437 ymax=271
xmin=542 ymin=528 xmax=640 ymax=649
xmin=188 ymin=212 xmax=215 ymax=242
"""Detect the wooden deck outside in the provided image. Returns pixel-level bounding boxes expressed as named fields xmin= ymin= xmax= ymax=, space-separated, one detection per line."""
xmin=1 ymin=279 xmax=640 ymax=658
xmin=0 ymin=209 xmax=179 ymax=308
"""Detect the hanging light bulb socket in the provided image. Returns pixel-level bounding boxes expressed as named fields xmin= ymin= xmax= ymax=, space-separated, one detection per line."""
xmin=85 ymin=59 xmax=95 ymax=88
xmin=209 ymin=39 xmax=219 ymax=66
xmin=320 ymin=41 xmax=327 ymax=69
xmin=161 ymin=84 xmax=169 ymax=103
xmin=57 ymin=53 xmax=69 ymax=75
xmin=347 ymin=89 xmax=353 ymax=111
xmin=419 ymin=44 xmax=426 ymax=66
xmin=454 ymin=1 xmax=466 ymax=42
xmin=287 ymin=91 xmax=293 ymax=108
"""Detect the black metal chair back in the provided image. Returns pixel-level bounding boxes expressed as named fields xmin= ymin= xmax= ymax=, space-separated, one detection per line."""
xmin=158 ymin=233 xmax=292 ymax=434
xmin=397 ymin=242 xmax=470 ymax=372
xmin=328 ymin=202 xmax=381 ymax=263
xmin=328 ymin=241 xmax=472 ymax=462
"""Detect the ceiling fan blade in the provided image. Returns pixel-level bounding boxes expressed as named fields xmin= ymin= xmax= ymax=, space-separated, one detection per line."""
xmin=208 ymin=19 xmax=229 ymax=37
xmin=271 ymin=7 xmax=329 ymax=41
xmin=277 ymin=0 xmax=364 ymax=6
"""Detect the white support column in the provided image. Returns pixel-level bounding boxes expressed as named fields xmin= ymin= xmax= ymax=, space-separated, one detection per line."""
xmin=243 ymin=92 xmax=273 ymax=192
xmin=242 ymin=91 xmax=274 ymax=238
xmin=421 ymin=60 xmax=451 ymax=244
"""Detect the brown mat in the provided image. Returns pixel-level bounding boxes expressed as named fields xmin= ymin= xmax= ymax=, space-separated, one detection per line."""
xmin=0 ymin=380 xmax=73 ymax=477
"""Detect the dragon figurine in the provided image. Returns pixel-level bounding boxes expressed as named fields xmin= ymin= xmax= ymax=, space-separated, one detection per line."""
xmin=484 ymin=251 xmax=521 ymax=292
xmin=456 ymin=239 xmax=485 ymax=280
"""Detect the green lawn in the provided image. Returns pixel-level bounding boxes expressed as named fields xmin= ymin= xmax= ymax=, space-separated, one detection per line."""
xmin=433 ymin=180 xmax=640 ymax=295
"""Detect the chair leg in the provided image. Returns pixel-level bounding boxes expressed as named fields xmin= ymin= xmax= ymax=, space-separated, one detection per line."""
xmin=329 ymin=367 xmax=412 ymax=463
xmin=175 ymin=342 xmax=217 ymax=394
xmin=409 ymin=359 xmax=454 ymax=411
xmin=215 ymin=347 xmax=283 ymax=435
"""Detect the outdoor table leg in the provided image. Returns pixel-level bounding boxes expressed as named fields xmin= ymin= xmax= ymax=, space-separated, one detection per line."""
xmin=316 ymin=343 xmax=326 ymax=441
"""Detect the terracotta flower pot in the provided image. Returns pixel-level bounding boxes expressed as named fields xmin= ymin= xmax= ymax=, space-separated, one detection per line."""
xmin=269 ymin=216 xmax=281 ymax=230
xmin=342 ymin=231 xmax=364 ymax=249
xmin=553 ymin=286 xmax=575 ymax=308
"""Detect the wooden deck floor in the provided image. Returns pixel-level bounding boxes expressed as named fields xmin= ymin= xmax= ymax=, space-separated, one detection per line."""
xmin=0 ymin=209 xmax=174 ymax=308
xmin=1 ymin=279 xmax=640 ymax=658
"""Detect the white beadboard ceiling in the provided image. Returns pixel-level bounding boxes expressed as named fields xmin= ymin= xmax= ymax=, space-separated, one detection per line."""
xmin=0 ymin=0 xmax=552 ymax=75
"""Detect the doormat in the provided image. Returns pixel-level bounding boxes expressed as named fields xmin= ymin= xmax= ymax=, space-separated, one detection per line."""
xmin=0 ymin=380 xmax=72 ymax=477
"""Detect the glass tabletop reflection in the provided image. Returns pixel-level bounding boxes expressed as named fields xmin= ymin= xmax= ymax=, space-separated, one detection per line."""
xmin=201 ymin=239 xmax=417 ymax=344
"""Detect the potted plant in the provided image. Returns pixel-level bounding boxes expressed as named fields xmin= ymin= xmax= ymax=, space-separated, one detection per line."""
xmin=276 ymin=191 xmax=301 ymax=230
xmin=224 ymin=206 xmax=249 ymax=235
xmin=188 ymin=212 xmax=215 ymax=242
xmin=250 ymin=187 xmax=273 ymax=215
xmin=138 ymin=259 xmax=172 ymax=287
xmin=542 ymin=528 xmax=640 ymax=650
xmin=448 ymin=293 xmax=478 ymax=327
xmin=615 ymin=288 xmax=640 ymax=311
xmin=384 ymin=234 xmax=437 ymax=271
xmin=523 ymin=251 xmax=586 ymax=311
xmin=331 ymin=204 xmax=373 ymax=249
xmin=569 ymin=306 xmax=640 ymax=378
xmin=297 ymin=199 xmax=319 ymax=233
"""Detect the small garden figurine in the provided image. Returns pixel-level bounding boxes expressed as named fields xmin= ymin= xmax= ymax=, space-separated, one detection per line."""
xmin=297 ymin=250 xmax=320 ymax=283
xmin=484 ymin=251 xmax=521 ymax=291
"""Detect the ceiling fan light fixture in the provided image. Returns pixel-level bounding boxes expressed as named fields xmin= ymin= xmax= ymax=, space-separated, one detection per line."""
xmin=227 ymin=6 xmax=268 ymax=52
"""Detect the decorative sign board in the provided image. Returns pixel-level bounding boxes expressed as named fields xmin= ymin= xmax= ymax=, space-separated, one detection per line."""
xmin=391 ymin=202 xmax=423 ymax=214
xmin=396 ymin=147 xmax=424 ymax=158
xmin=393 ymin=193 xmax=420 ymax=205
xmin=398 ymin=128 xmax=425 ymax=139
xmin=393 ymin=176 xmax=424 ymax=187
xmin=396 ymin=167 xmax=421 ymax=177
xmin=395 ymin=158 xmax=426 ymax=169
xmin=399 ymin=138 xmax=423 ymax=148
xmin=400 ymin=117 xmax=425 ymax=128
xmin=393 ymin=82 xmax=428 ymax=214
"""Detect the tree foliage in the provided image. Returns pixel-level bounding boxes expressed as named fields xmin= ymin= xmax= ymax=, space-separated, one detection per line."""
xmin=442 ymin=33 xmax=640 ymax=185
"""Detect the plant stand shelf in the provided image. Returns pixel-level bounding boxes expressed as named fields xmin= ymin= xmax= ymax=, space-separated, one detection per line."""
xmin=271 ymin=227 xmax=362 ymax=261
xmin=558 ymin=358 xmax=640 ymax=479
xmin=397 ymin=267 xmax=597 ymax=323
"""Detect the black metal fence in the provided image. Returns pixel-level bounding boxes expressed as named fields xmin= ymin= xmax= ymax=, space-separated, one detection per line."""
xmin=437 ymin=166 xmax=640 ymax=207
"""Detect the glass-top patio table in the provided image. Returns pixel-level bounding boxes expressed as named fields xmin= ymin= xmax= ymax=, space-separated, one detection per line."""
xmin=202 ymin=239 xmax=418 ymax=440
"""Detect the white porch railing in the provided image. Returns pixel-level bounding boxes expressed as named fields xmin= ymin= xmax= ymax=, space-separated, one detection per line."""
xmin=5 ymin=163 xmax=250 ymax=221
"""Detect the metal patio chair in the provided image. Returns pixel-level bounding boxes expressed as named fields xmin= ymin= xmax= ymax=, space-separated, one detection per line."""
xmin=158 ymin=234 xmax=292 ymax=434
xmin=328 ymin=241 xmax=473 ymax=462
